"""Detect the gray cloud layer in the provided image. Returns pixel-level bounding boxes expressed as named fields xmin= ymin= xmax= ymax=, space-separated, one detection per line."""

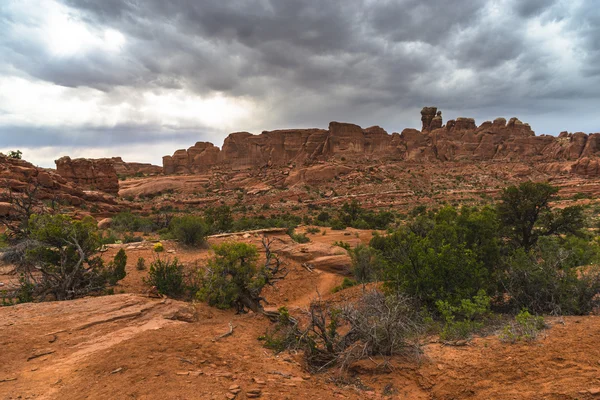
xmin=1 ymin=0 xmax=600 ymax=166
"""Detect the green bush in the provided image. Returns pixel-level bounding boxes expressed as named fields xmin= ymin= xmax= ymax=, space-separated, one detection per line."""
xmin=197 ymin=242 xmax=260 ymax=310
xmin=502 ymin=237 xmax=600 ymax=315
xmin=499 ymin=309 xmax=546 ymax=343
xmin=372 ymin=206 xmax=500 ymax=308
xmin=289 ymin=230 xmax=310 ymax=243
xmin=306 ymin=227 xmax=321 ymax=234
xmin=436 ymin=290 xmax=491 ymax=341
xmin=205 ymin=205 xmax=233 ymax=233
xmin=350 ymin=244 xmax=381 ymax=282
xmin=7 ymin=150 xmax=22 ymax=159
xmin=111 ymin=212 xmax=156 ymax=234
xmin=332 ymin=277 xmax=358 ymax=293
xmin=26 ymin=214 xmax=113 ymax=300
xmin=169 ymin=216 xmax=209 ymax=247
xmin=145 ymin=257 xmax=185 ymax=297
xmin=108 ymin=249 xmax=127 ymax=285
xmin=330 ymin=219 xmax=347 ymax=230
xmin=332 ymin=241 xmax=351 ymax=251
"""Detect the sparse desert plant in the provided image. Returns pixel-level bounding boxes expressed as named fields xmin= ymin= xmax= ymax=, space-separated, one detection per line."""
xmin=289 ymin=230 xmax=310 ymax=243
xmin=332 ymin=277 xmax=357 ymax=293
xmin=499 ymin=309 xmax=546 ymax=343
xmin=306 ymin=227 xmax=321 ymax=235
xmin=350 ymin=244 xmax=381 ymax=283
xmin=262 ymin=291 xmax=422 ymax=372
xmin=332 ymin=241 xmax=351 ymax=251
xmin=136 ymin=257 xmax=146 ymax=271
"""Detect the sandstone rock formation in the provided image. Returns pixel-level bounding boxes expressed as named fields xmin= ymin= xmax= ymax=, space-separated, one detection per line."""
xmin=56 ymin=157 xmax=119 ymax=195
xmin=111 ymin=157 xmax=162 ymax=176
xmin=1 ymin=154 xmax=119 ymax=214
xmin=162 ymin=108 xmax=600 ymax=177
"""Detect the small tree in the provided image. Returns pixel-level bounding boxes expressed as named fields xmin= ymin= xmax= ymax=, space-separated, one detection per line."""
xmin=205 ymin=205 xmax=234 ymax=233
xmin=108 ymin=248 xmax=127 ymax=285
xmin=497 ymin=182 xmax=584 ymax=249
xmin=170 ymin=216 xmax=209 ymax=246
xmin=198 ymin=237 xmax=287 ymax=316
xmin=26 ymin=214 xmax=117 ymax=300
xmin=146 ymin=257 xmax=185 ymax=297
xmin=7 ymin=150 xmax=22 ymax=159
xmin=350 ymin=244 xmax=380 ymax=283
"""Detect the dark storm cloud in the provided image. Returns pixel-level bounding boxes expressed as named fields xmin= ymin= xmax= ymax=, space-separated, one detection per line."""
xmin=0 ymin=124 xmax=212 ymax=148
xmin=1 ymin=0 xmax=600 ymax=166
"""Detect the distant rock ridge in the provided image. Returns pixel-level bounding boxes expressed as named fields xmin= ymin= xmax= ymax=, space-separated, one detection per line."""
xmin=0 ymin=154 xmax=119 ymax=214
xmin=163 ymin=107 xmax=600 ymax=176
xmin=54 ymin=157 xmax=163 ymax=195
xmin=56 ymin=157 xmax=120 ymax=195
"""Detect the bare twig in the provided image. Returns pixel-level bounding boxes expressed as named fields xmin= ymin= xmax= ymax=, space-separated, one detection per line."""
xmin=212 ymin=322 xmax=235 ymax=342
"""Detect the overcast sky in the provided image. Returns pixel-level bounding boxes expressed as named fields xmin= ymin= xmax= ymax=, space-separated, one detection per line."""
xmin=1 ymin=0 xmax=599 ymax=167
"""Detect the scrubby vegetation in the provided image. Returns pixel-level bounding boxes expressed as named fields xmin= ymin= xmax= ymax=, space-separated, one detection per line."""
xmin=197 ymin=238 xmax=286 ymax=315
xmin=169 ymin=216 xmax=209 ymax=247
xmin=1 ymin=214 xmax=127 ymax=302
xmin=252 ymin=182 xmax=600 ymax=371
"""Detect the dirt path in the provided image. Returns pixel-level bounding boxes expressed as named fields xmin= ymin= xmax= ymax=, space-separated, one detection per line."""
xmin=287 ymin=269 xmax=342 ymax=309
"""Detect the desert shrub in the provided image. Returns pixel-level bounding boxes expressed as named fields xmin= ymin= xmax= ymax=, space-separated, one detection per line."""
xmin=330 ymin=219 xmax=347 ymax=230
xmin=261 ymin=307 xmax=299 ymax=353
xmin=205 ymin=205 xmax=234 ymax=233
xmin=136 ymin=257 xmax=146 ymax=271
xmin=501 ymin=237 xmax=600 ymax=315
xmin=263 ymin=291 xmax=422 ymax=372
xmin=332 ymin=277 xmax=357 ymax=293
xmin=336 ymin=200 xmax=395 ymax=230
xmin=316 ymin=211 xmax=331 ymax=224
xmin=145 ymin=257 xmax=185 ymax=297
xmin=111 ymin=211 xmax=156 ymax=234
xmin=306 ymin=227 xmax=321 ymax=234
xmin=25 ymin=214 xmax=116 ymax=300
xmin=99 ymin=230 xmax=119 ymax=245
xmin=332 ymin=241 xmax=351 ymax=251
xmin=499 ymin=309 xmax=546 ymax=343
xmin=497 ymin=182 xmax=584 ymax=249
xmin=108 ymin=249 xmax=127 ymax=285
xmin=169 ymin=216 xmax=209 ymax=247
xmin=198 ymin=238 xmax=287 ymax=314
xmin=16 ymin=274 xmax=35 ymax=304
xmin=436 ymin=290 xmax=491 ymax=341
xmin=231 ymin=214 xmax=300 ymax=232
xmin=289 ymin=230 xmax=310 ymax=243
xmin=342 ymin=291 xmax=422 ymax=357
xmin=350 ymin=244 xmax=381 ymax=282
xmin=7 ymin=150 xmax=22 ymax=159
xmin=373 ymin=206 xmax=500 ymax=308
xmin=123 ymin=234 xmax=143 ymax=244
xmin=0 ymin=233 xmax=8 ymax=249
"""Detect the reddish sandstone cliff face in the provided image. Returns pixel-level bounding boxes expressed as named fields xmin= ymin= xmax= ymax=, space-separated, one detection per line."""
xmin=55 ymin=157 xmax=119 ymax=195
xmin=111 ymin=157 xmax=162 ymax=176
xmin=1 ymin=154 xmax=119 ymax=213
xmin=158 ymin=107 xmax=597 ymax=178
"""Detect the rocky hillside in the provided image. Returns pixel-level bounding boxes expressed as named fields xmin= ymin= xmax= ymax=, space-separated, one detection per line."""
xmin=0 ymin=154 xmax=120 ymax=215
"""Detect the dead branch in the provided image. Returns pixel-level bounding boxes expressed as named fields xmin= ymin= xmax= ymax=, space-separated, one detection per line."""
xmin=212 ymin=321 xmax=235 ymax=342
